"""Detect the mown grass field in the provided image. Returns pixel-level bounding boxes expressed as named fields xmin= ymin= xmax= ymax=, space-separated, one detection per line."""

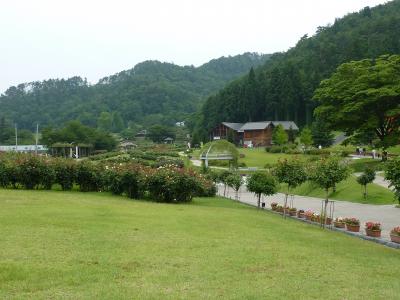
xmin=1 ymin=189 xmax=399 ymax=299
xmin=282 ymin=174 xmax=395 ymax=205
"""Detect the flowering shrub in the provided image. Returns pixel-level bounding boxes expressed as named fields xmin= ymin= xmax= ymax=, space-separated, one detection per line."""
xmin=0 ymin=153 xmax=215 ymax=203
xmin=345 ymin=218 xmax=360 ymax=226
xmin=51 ymin=158 xmax=77 ymax=190
xmin=365 ymin=222 xmax=381 ymax=231
xmin=391 ymin=227 xmax=400 ymax=236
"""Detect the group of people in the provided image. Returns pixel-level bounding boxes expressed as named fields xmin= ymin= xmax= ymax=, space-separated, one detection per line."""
xmin=355 ymin=147 xmax=388 ymax=160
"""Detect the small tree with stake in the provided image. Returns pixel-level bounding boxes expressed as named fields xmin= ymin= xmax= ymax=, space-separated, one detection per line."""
xmin=310 ymin=157 xmax=350 ymax=227
xmin=247 ymin=172 xmax=278 ymax=208
xmin=226 ymin=173 xmax=242 ymax=200
xmin=274 ymin=158 xmax=307 ymax=217
xmin=356 ymin=167 xmax=376 ymax=201
xmin=385 ymin=158 xmax=400 ymax=205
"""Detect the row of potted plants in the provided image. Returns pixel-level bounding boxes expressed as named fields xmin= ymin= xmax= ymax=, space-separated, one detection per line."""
xmin=270 ymin=202 xmax=400 ymax=244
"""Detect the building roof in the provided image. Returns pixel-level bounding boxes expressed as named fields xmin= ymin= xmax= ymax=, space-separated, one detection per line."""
xmin=222 ymin=122 xmax=244 ymax=131
xmin=238 ymin=122 xmax=270 ymax=131
xmin=220 ymin=121 xmax=299 ymax=132
xmin=271 ymin=121 xmax=299 ymax=131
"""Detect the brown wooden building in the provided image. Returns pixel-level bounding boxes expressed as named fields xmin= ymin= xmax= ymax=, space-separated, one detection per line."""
xmin=211 ymin=121 xmax=298 ymax=147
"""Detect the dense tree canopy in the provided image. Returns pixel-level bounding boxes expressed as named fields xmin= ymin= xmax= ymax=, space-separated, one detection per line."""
xmin=0 ymin=53 xmax=269 ymax=131
xmin=314 ymin=54 xmax=400 ymax=149
xmin=41 ymin=121 xmax=117 ymax=151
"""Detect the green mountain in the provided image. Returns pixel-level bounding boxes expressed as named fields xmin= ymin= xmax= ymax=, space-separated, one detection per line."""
xmin=0 ymin=52 xmax=270 ymax=130
xmin=195 ymin=0 xmax=400 ymax=140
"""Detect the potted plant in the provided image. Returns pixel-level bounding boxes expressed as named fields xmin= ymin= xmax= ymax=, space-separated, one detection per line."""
xmin=271 ymin=202 xmax=278 ymax=211
xmin=304 ymin=210 xmax=314 ymax=221
xmin=320 ymin=214 xmax=332 ymax=225
xmin=289 ymin=207 xmax=297 ymax=216
xmin=297 ymin=209 xmax=305 ymax=218
xmin=345 ymin=218 xmax=360 ymax=232
xmin=365 ymin=222 xmax=382 ymax=238
xmin=390 ymin=226 xmax=400 ymax=244
xmin=334 ymin=217 xmax=346 ymax=228
xmin=311 ymin=213 xmax=320 ymax=223
xmin=283 ymin=206 xmax=290 ymax=214
xmin=276 ymin=205 xmax=284 ymax=213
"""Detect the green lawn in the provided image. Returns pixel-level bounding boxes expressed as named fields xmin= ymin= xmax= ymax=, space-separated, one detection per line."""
xmin=238 ymin=148 xmax=307 ymax=168
xmin=1 ymin=189 xmax=400 ymax=299
xmin=284 ymin=175 xmax=395 ymax=205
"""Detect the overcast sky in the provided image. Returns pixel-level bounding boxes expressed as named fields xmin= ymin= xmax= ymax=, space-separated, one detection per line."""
xmin=0 ymin=0 xmax=388 ymax=93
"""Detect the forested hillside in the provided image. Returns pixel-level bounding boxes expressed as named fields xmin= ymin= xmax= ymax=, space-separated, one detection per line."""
xmin=0 ymin=53 xmax=269 ymax=131
xmin=194 ymin=0 xmax=400 ymax=141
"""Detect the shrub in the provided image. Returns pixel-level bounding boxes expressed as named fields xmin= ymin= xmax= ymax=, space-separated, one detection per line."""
xmin=76 ymin=161 xmax=105 ymax=192
xmin=52 ymin=158 xmax=77 ymax=190
xmin=147 ymin=167 xmax=201 ymax=203
xmin=16 ymin=155 xmax=48 ymax=189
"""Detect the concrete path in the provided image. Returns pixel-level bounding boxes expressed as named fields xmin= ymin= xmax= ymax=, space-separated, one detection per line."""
xmin=219 ymin=185 xmax=400 ymax=241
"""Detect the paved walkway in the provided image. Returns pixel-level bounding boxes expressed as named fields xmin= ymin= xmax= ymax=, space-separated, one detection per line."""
xmin=219 ymin=185 xmax=400 ymax=241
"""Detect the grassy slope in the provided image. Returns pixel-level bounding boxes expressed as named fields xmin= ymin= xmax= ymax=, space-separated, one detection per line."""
xmin=1 ymin=189 xmax=399 ymax=299
xmin=238 ymin=148 xmax=305 ymax=167
xmin=282 ymin=175 xmax=395 ymax=205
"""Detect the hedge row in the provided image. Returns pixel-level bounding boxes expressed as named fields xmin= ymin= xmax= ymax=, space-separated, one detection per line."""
xmin=0 ymin=154 xmax=215 ymax=203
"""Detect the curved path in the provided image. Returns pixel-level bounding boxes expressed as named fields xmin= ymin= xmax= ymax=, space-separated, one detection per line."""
xmin=219 ymin=185 xmax=400 ymax=241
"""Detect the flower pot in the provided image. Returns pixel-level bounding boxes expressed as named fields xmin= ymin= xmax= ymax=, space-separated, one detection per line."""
xmin=271 ymin=206 xmax=277 ymax=211
xmin=289 ymin=210 xmax=297 ymax=216
xmin=390 ymin=234 xmax=400 ymax=244
xmin=297 ymin=212 xmax=305 ymax=219
xmin=346 ymin=224 xmax=360 ymax=232
xmin=305 ymin=215 xmax=312 ymax=221
xmin=334 ymin=222 xmax=346 ymax=229
xmin=366 ymin=229 xmax=381 ymax=238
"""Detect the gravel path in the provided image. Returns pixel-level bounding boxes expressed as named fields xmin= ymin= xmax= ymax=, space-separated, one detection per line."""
xmin=219 ymin=185 xmax=400 ymax=242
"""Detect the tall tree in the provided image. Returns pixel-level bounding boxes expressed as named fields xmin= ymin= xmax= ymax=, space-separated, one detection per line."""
xmin=313 ymin=55 xmax=400 ymax=150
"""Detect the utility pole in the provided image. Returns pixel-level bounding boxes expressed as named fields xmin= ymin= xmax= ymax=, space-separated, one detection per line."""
xmin=35 ymin=123 xmax=39 ymax=154
xmin=15 ymin=123 xmax=18 ymax=152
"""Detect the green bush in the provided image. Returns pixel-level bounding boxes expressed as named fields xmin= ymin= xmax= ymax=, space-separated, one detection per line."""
xmin=52 ymin=158 xmax=77 ymax=191
xmin=76 ymin=161 xmax=105 ymax=192
xmin=147 ymin=168 xmax=202 ymax=203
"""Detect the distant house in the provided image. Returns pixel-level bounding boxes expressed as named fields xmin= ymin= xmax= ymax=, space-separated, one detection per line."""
xmin=164 ymin=137 xmax=174 ymax=144
xmin=175 ymin=121 xmax=185 ymax=127
xmin=135 ymin=130 xmax=147 ymax=140
xmin=119 ymin=140 xmax=137 ymax=152
xmin=211 ymin=121 xmax=298 ymax=147
xmin=0 ymin=145 xmax=48 ymax=153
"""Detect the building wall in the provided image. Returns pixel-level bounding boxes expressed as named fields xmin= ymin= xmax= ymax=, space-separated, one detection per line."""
xmin=243 ymin=128 xmax=273 ymax=146
xmin=211 ymin=124 xmax=242 ymax=144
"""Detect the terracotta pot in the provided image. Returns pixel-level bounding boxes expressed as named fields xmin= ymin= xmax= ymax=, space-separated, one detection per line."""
xmin=366 ymin=229 xmax=381 ymax=238
xmin=334 ymin=222 xmax=346 ymax=228
xmin=289 ymin=210 xmax=297 ymax=216
xmin=346 ymin=224 xmax=360 ymax=232
xmin=390 ymin=234 xmax=400 ymax=244
xmin=297 ymin=212 xmax=305 ymax=218
xmin=271 ymin=206 xmax=277 ymax=211
xmin=305 ymin=215 xmax=312 ymax=221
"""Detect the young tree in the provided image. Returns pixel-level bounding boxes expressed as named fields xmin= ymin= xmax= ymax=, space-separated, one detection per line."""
xmin=314 ymin=54 xmax=400 ymax=151
xmin=274 ymin=159 xmax=307 ymax=215
xmin=219 ymin=170 xmax=233 ymax=197
xmin=299 ymin=127 xmax=313 ymax=150
xmin=385 ymin=158 xmax=400 ymax=205
xmin=272 ymin=124 xmax=288 ymax=147
xmin=226 ymin=173 xmax=243 ymax=200
xmin=310 ymin=157 xmax=350 ymax=226
xmin=247 ymin=172 xmax=278 ymax=208
xmin=356 ymin=167 xmax=376 ymax=200
xmin=311 ymin=118 xmax=334 ymax=148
